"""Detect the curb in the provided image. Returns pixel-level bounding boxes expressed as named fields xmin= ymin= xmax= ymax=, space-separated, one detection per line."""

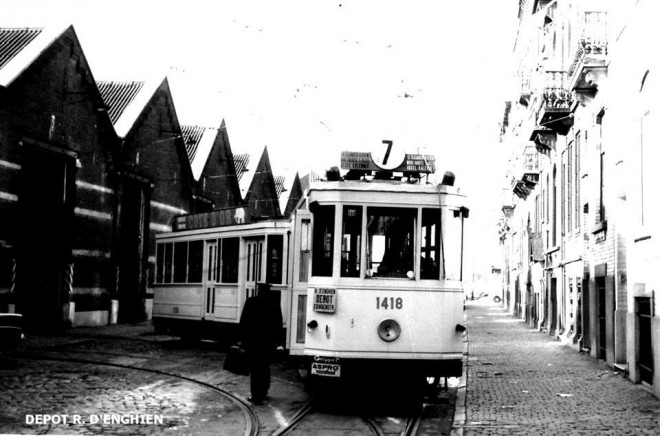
xmin=450 ymin=312 xmax=469 ymax=436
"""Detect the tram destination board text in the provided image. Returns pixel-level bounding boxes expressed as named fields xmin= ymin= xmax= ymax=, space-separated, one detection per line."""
xmin=340 ymin=151 xmax=435 ymax=173
xmin=313 ymin=288 xmax=336 ymax=313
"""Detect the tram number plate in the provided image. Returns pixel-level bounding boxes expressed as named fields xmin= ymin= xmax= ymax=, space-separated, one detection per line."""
xmin=311 ymin=357 xmax=341 ymax=377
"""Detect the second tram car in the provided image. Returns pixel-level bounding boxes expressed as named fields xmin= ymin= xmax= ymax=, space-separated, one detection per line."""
xmin=152 ymin=207 xmax=291 ymax=341
xmin=152 ymin=150 xmax=469 ymax=388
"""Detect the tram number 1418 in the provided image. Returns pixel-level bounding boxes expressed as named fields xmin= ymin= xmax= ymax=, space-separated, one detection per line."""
xmin=376 ymin=297 xmax=403 ymax=310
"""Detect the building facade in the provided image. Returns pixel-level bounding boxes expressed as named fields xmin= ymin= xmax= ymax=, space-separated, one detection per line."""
xmin=0 ymin=24 xmax=293 ymax=331
xmin=500 ymin=0 xmax=658 ymax=398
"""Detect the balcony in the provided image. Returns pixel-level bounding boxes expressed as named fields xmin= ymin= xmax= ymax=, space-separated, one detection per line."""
xmin=536 ymin=71 xmax=574 ymax=135
xmin=522 ymin=146 xmax=540 ymax=183
xmin=569 ymin=11 xmax=608 ymax=103
xmin=529 ymin=127 xmax=556 ymax=156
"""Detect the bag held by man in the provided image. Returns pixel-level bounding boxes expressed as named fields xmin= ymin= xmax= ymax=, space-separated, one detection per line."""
xmin=223 ymin=344 xmax=249 ymax=376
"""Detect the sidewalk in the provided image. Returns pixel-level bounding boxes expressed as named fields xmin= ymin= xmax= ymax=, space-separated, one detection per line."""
xmin=453 ymin=300 xmax=660 ymax=435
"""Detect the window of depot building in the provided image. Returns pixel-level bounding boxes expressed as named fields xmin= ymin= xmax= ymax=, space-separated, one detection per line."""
xmin=267 ymin=234 xmax=284 ymax=283
xmin=341 ymin=205 xmax=362 ymax=277
xmin=312 ymin=205 xmax=335 ymax=277
xmin=367 ymin=207 xmax=415 ymax=279
xmin=156 ymin=240 xmax=204 ymax=284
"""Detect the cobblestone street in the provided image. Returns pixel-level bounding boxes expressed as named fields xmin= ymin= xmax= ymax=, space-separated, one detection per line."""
xmin=0 ymin=324 xmax=308 ymax=435
xmin=455 ymin=300 xmax=660 ymax=435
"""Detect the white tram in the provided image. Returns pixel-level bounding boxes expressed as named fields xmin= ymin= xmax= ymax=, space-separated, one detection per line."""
xmin=152 ymin=148 xmax=469 ymax=386
xmin=152 ymin=207 xmax=292 ymax=342
xmin=288 ymin=173 xmax=469 ymax=385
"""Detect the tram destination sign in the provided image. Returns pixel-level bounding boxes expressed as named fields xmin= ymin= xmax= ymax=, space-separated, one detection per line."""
xmin=173 ymin=206 xmax=249 ymax=231
xmin=340 ymin=151 xmax=435 ymax=173
xmin=313 ymin=288 xmax=337 ymax=313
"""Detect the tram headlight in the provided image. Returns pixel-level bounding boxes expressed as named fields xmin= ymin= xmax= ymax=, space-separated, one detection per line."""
xmin=377 ymin=319 xmax=401 ymax=342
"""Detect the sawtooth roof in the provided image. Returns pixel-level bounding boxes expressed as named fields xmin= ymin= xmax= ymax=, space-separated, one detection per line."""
xmin=0 ymin=28 xmax=43 ymax=70
xmin=181 ymin=124 xmax=207 ymax=162
xmin=96 ymin=81 xmax=145 ymax=124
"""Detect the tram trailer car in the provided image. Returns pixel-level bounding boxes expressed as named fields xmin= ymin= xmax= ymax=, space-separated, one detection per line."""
xmin=152 ymin=206 xmax=291 ymax=343
xmin=288 ymin=176 xmax=469 ymax=388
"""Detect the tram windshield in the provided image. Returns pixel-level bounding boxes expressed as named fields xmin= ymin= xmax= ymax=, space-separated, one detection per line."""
xmin=310 ymin=204 xmax=465 ymax=280
xmin=366 ymin=207 xmax=415 ymax=278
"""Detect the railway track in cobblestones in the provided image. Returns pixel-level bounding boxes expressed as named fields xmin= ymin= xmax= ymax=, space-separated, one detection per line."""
xmin=270 ymin=399 xmax=386 ymax=436
xmin=20 ymin=351 xmax=260 ymax=436
xmin=270 ymin=396 xmax=432 ymax=436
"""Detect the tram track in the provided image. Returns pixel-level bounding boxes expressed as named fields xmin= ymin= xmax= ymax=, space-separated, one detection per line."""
xmin=18 ymin=350 xmax=260 ymax=436
xmin=271 ymin=398 xmax=387 ymax=436
xmin=401 ymin=402 xmax=427 ymax=436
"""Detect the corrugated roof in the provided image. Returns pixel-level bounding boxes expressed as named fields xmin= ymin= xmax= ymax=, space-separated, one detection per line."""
xmin=234 ymin=153 xmax=250 ymax=180
xmin=97 ymin=81 xmax=145 ymax=124
xmin=181 ymin=125 xmax=206 ymax=161
xmin=274 ymin=175 xmax=286 ymax=198
xmin=0 ymin=28 xmax=43 ymax=70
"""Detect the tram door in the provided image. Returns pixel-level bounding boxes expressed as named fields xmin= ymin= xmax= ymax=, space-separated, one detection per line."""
xmin=245 ymin=238 xmax=264 ymax=299
xmin=203 ymin=240 xmax=219 ymax=319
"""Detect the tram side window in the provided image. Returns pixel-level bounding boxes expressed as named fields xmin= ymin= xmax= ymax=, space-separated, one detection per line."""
xmin=299 ymin=219 xmax=311 ymax=282
xmin=341 ymin=205 xmax=362 ymax=277
xmin=173 ymin=242 xmax=188 ymax=283
xmin=156 ymin=243 xmax=165 ymax=283
xmin=188 ymin=240 xmax=203 ymax=283
xmin=367 ymin=207 xmax=415 ymax=278
xmin=421 ymin=209 xmax=441 ymax=280
xmin=155 ymin=241 xmax=204 ymax=284
xmin=441 ymin=208 xmax=463 ymax=281
xmin=267 ymin=234 xmax=284 ymax=284
xmin=221 ymin=237 xmax=239 ymax=283
xmin=312 ymin=205 xmax=335 ymax=277
xmin=164 ymin=243 xmax=173 ymax=283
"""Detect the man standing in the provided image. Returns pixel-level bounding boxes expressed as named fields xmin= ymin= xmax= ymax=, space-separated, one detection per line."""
xmin=239 ymin=283 xmax=283 ymax=404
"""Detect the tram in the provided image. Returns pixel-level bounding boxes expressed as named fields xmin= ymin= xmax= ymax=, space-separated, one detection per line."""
xmin=151 ymin=207 xmax=292 ymax=341
xmin=152 ymin=146 xmax=469 ymax=387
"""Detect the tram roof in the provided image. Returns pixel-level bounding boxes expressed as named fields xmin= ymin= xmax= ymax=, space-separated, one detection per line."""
xmin=307 ymin=179 xmax=463 ymax=197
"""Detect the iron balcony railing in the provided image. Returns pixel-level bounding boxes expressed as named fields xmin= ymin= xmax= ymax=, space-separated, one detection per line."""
xmin=542 ymin=70 xmax=573 ymax=111
xmin=568 ymin=11 xmax=608 ymax=77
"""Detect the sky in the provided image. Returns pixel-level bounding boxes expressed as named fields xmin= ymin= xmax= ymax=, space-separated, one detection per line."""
xmin=2 ymin=0 xmax=520 ymax=277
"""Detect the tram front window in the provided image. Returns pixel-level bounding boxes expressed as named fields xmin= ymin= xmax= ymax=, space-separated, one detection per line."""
xmin=312 ymin=205 xmax=335 ymax=277
xmin=341 ymin=206 xmax=362 ymax=277
xmin=367 ymin=207 xmax=415 ymax=278
xmin=421 ymin=209 xmax=440 ymax=280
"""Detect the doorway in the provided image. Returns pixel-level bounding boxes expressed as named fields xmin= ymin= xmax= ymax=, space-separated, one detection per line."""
xmin=597 ymin=276 xmax=607 ymax=360
xmin=117 ymin=178 xmax=149 ymax=323
xmin=637 ymin=297 xmax=654 ymax=385
xmin=245 ymin=238 xmax=264 ymax=299
xmin=203 ymin=240 xmax=219 ymax=319
xmin=550 ymin=277 xmax=557 ymax=335
xmin=17 ymin=145 xmax=76 ymax=331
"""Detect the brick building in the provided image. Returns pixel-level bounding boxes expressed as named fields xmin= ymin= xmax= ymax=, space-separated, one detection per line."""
xmin=0 ymin=25 xmax=213 ymax=329
xmin=97 ymin=77 xmax=195 ymax=323
xmin=0 ymin=25 xmax=118 ymax=330
xmin=244 ymin=147 xmax=282 ymax=220
xmin=183 ymin=120 xmax=243 ymax=210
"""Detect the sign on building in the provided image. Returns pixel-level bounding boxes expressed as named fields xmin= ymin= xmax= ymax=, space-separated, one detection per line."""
xmin=173 ymin=206 xmax=250 ymax=231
